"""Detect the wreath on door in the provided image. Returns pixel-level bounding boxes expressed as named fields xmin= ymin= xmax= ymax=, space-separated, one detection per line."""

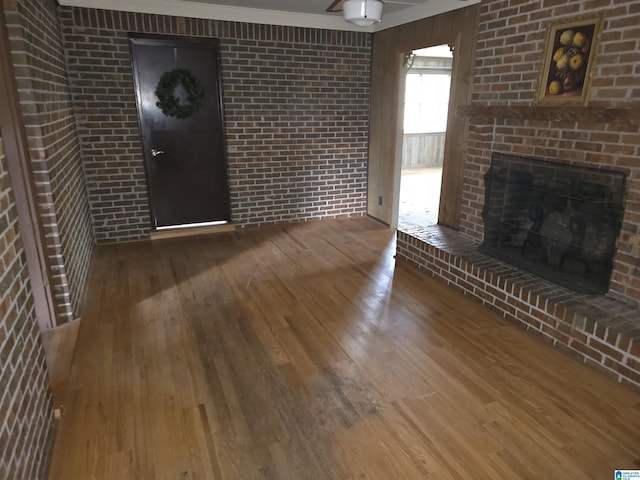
xmin=155 ymin=68 xmax=205 ymax=119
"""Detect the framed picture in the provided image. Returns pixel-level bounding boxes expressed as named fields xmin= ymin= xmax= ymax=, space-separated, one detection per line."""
xmin=536 ymin=15 xmax=602 ymax=105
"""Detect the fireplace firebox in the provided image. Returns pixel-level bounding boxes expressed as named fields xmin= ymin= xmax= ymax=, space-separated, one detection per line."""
xmin=480 ymin=153 xmax=626 ymax=294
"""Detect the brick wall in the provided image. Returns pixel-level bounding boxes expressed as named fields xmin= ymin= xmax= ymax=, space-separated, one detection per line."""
xmin=460 ymin=0 xmax=640 ymax=303
xmin=59 ymin=9 xmax=371 ymax=242
xmin=4 ymin=0 xmax=94 ymax=325
xmin=0 ymin=136 xmax=55 ymax=479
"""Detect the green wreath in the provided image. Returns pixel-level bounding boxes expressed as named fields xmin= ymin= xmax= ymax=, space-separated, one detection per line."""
xmin=155 ymin=68 xmax=205 ymax=119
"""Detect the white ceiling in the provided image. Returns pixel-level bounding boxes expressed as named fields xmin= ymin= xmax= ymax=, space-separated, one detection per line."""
xmin=183 ymin=0 xmax=423 ymax=15
xmin=58 ymin=0 xmax=480 ymax=32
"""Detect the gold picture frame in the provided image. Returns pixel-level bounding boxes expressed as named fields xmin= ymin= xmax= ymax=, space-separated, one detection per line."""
xmin=536 ymin=15 xmax=602 ymax=105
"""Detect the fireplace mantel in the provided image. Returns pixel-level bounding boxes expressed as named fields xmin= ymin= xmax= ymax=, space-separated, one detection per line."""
xmin=457 ymin=104 xmax=640 ymax=124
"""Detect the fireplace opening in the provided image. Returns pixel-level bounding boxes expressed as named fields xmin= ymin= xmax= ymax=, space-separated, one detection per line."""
xmin=480 ymin=153 xmax=626 ymax=294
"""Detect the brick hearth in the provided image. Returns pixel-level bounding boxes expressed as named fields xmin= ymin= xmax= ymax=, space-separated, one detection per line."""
xmin=396 ymin=226 xmax=640 ymax=388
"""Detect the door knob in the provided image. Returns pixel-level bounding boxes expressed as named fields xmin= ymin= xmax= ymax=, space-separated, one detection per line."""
xmin=151 ymin=149 xmax=164 ymax=157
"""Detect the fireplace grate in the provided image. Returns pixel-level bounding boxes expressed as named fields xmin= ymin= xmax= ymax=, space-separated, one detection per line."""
xmin=480 ymin=153 xmax=626 ymax=294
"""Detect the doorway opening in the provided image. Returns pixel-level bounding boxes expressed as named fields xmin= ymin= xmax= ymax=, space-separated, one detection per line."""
xmin=398 ymin=45 xmax=453 ymax=232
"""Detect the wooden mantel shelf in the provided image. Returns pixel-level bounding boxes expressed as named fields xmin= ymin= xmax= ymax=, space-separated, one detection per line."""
xmin=457 ymin=104 xmax=640 ymax=124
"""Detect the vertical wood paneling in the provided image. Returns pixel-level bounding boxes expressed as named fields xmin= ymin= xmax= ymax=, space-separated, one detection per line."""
xmin=402 ymin=133 xmax=446 ymax=168
xmin=367 ymin=5 xmax=479 ymax=227
xmin=367 ymin=32 xmax=386 ymax=217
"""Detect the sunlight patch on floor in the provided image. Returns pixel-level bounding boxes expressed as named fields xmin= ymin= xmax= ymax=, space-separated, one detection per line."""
xmin=398 ymin=166 xmax=442 ymax=232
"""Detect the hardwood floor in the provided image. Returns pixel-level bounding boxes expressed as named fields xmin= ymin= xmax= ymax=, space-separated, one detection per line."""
xmin=48 ymin=217 xmax=640 ymax=480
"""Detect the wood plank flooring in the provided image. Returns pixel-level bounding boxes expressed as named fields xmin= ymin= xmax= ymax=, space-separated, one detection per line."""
xmin=48 ymin=217 xmax=640 ymax=480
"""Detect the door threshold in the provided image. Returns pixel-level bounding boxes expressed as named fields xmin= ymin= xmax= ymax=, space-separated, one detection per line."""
xmin=150 ymin=222 xmax=236 ymax=240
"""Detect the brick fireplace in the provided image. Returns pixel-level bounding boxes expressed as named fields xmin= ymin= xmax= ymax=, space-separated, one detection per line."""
xmin=480 ymin=152 xmax=626 ymax=295
xmin=396 ymin=0 xmax=640 ymax=387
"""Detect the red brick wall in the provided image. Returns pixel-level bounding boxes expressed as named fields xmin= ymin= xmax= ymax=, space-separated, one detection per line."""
xmin=4 ymin=0 xmax=94 ymax=325
xmin=0 ymin=136 xmax=55 ymax=479
xmin=59 ymin=9 xmax=371 ymax=241
xmin=460 ymin=0 xmax=640 ymax=303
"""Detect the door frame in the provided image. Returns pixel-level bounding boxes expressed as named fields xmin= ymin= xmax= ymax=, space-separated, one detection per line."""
xmin=392 ymin=43 xmax=455 ymax=229
xmin=0 ymin=6 xmax=57 ymax=329
xmin=129 ymin=33 xmax=231 ymax=230
xmin=366 ymin=6 xmax=479 ymax=229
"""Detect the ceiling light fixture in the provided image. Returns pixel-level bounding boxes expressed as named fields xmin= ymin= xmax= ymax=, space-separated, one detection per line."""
xmin=343 ymin=0 xmax=384 ymax=27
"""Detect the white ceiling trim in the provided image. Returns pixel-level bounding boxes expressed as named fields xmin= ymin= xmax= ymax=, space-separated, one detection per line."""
xmin=57 ymin=0 xmax=372 ymax=32
xmin=374 ymin=0 xmax=480 ymax=32
xmin=57 ymin=0 xmax=481 ymax=33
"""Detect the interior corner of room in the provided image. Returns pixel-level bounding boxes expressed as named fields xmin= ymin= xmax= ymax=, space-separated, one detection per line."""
xmin=1 ymin=0 xmax=639 ymax=478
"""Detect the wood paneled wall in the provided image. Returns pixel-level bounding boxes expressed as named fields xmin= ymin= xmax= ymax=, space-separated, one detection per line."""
xmin=367 ymin=5 xmax=479 ymax=227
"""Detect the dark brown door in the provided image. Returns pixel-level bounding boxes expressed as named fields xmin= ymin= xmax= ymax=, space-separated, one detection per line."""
xmin=130 ymin=35 xmax=230 ymax=229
